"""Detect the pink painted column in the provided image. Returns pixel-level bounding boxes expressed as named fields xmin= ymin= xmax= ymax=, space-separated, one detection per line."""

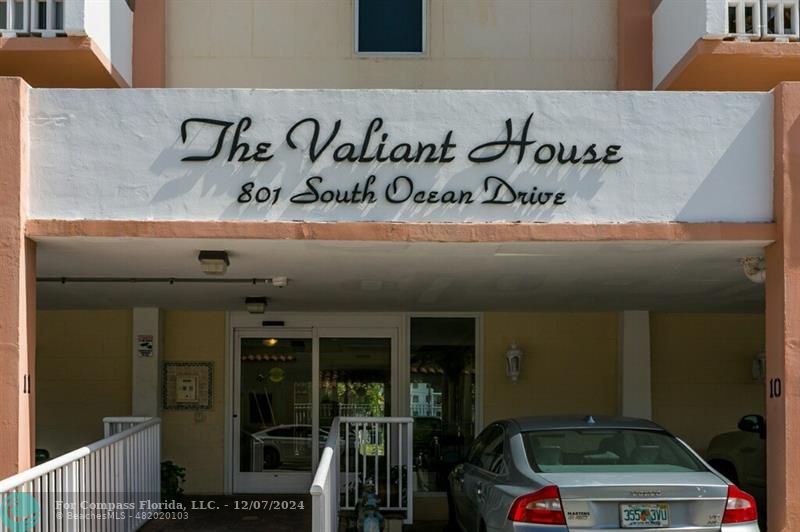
xmin=132 ymin=0 xmax=166 ymax=88
xmin=617 ymin=0 xmax=653 ymax=90
xmin=766 ymin=82 xmax=800 ymax=531
xmin=0 ymin=77 xmax=35 ymax=477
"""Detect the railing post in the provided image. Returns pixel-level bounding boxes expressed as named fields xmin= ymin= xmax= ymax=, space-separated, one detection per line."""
xmin=405 ymin=420 xmax=414 ymax=524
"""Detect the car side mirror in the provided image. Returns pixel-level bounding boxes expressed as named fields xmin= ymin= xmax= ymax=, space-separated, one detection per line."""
xmin=738 ymin=415 xmax=766 ymax=439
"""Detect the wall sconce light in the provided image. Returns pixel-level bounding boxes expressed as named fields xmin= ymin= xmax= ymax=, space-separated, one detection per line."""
xmin=505 ymin=342 xmax=523 ymax=383
xmin=198 ymin=250 xmax=230 ymax=275
xmin=740 ymin=256 xmax=766 ymax=284
xmin=245 ymin=296 xmax=268 ymax=314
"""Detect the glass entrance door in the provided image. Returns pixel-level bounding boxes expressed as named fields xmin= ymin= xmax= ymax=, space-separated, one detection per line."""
xmin=318 ymin=329 xmax=396 ymax=505
xmin=233 ymin=329 xmax=313 ymax=493
xmin=232 ymin=325 xmax=398 ymax=493
xmin=318 ymin=335 xmax=393 ymax=428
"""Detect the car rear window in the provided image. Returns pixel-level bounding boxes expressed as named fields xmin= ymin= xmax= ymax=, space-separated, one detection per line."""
xmin=522 ymin=429 xmax=707 ymax=473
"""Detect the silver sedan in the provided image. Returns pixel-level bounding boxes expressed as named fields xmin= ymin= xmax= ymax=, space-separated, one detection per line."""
xmin=447 ymin=416 xmax=759 ymax=531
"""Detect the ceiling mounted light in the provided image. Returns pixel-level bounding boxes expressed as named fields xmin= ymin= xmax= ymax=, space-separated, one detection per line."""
xmin=198 ymin=250 xmax=230 ymax=275
xmin=740 ymin=256 xmax=766 ymax=284
xmin=245 ymin=296 xmax=268 ymax=314
xmin=262 ymin=338 xmax=279 ymax=347
xmin=271 ymin=276 xmax=289 ymax=288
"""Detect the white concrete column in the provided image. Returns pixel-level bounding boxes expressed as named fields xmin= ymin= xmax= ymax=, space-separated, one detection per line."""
xmin=618 ymin=310 xmax=652 ymax=419
xmin=132 ymin=307 xmax=162 ymax=417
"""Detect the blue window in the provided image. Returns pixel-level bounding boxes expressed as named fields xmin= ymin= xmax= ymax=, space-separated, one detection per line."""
xmin=356 ymin=0 xmax=425 ymax=54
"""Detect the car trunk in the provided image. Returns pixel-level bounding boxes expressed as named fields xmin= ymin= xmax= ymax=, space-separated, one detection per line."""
xmin=540 ymin=472 xmax=729 ymax=530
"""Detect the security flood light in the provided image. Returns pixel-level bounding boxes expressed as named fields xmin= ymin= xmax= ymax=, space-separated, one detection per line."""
xmin=271 ymin=276 xmax=289 ymax=288
xmin=198 ymin=250 xmax=229 ymax=275
xmin=246 ymin=296 xmax=268 ymax=314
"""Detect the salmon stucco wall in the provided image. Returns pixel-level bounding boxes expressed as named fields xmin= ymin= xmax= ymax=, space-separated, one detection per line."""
xmin=36 ymin=310 xmax=132 ymax=458
xmin=651 ymin=313 xmax=765 ymax=454
xmin=161 ymin=311 xmax=226 ymax=494
xmin=166 ymin=0 xmax=618 ymax=90
xmin=482 ymin=312 xmax=619 ymax=425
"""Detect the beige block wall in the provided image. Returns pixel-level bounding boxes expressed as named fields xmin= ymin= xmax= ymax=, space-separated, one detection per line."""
xmin=483 ymin=312 xmax=619 ymax=424
xmin=161 ymin=310 xmax=227 ymax=494
xmin=36 ymin=310 xmax=132 ymax=458
xmin=651 ymin=313 xmax=765 ymax=455
xmin=166 ymin=0 xmax=617 ymax=89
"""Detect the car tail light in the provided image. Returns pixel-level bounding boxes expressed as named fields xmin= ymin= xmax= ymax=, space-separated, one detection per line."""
xmin=722 ymin=485 xmax=758 ymax=524
xmin=508 ymin=485 xmax=566 ymax=525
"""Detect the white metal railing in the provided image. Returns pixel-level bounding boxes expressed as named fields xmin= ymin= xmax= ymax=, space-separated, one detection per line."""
xmin=311 ymin=417 xmax=341 ymax=532
xmin=762 ymin=0 xmax=800 ymax=39
xmin=311 ymin=416 xmax=414 ymax=532
xmin=0 ymin=417 xmax=161 ymax=532
xmin=0 ymin=0 xmax=64 ymax=36
xmin=104 ymin=416 xmax=154 ymax=438
xmin=1 ymin=0 xmax=29 ymax=35
xmin=724 ymin=0 xmax=800 ymax=40
xmin=295 ymin=403 xmax=380 ymax=425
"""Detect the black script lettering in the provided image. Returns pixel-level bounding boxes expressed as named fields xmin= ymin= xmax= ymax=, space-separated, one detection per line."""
xmin=481 ymin=176 xmax=517 ymax=204
xmin=416 ymin=143 xmax=439 ymax=163
xmin=226 ymin=118 xmax=275 ymax=162
xmin=374 ymin=133 xmax=391 ymax=162
xmin=290 ymin=176 xmax=324 ymax=204
xmin=228 ymin=117 xmax=252 ymax=162
xmin=252 ymin=143 xmax=273 ymax=162
xmin=385 ymin=176 xmax=414 ymax=204
xmin=534 ymin=144 xmax=556 ymax=164
xmin=469 ymin=114 xmax=535 ymax=164
xmin=286 ymin=118 xmax=342 ymax=162
xmin=238 ymin=181 xmax=254 ymax=203
xmin=390 ymin=143 xmax=415 ymax=163
xmin=333 ymin=143 xmax=358 ymax=162
xmin=582 ymin=144 xmax=603 ymax=164
xmin=557 ymin=143 xmax=582 ymax=164
xmin=554 ymin=192 xmax=567 ymax=205
xmin=290 ymin=175 xmax=378 ymax=204
xmin=180 ymin=118 xmax=235 ymax=162
xmin=358 ymin=175 xmax=378 ymax=203
xmin=603 ymin=145 xmax=623 ymax=164
xmin=439 ymin=131 xmax=457 ymax=163
xmin=358 ymin=118 xmax=383 ymax=162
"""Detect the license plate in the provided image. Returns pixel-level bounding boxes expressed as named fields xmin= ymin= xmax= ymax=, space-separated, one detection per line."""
xmin=620 ymin=503 xmax=670 ymax=528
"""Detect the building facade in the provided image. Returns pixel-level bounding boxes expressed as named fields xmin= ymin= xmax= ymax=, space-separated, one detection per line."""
xmin=1 ymin=0 xmax=799 ymax=528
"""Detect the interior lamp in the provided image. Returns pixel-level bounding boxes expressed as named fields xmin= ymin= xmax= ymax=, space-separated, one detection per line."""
xmin=245 ymin=296 xmax=268 ymax=314
xmin=505 ymin=342 xmax=523 ymax=383
xmin=198 ymin=250 xmax=230 ymax=275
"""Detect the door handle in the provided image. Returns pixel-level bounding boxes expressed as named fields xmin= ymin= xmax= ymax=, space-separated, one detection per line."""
xmin=476 ymin=482 xmax=484 ymax=502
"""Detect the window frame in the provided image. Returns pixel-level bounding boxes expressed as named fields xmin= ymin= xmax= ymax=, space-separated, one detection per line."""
xmin=478 ymin=426 xmax=507 ymax=475
xmin=353 ymin=0 xmax=428 ymax=57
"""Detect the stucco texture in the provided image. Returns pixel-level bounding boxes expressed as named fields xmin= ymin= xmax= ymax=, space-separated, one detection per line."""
xmin=161 ymin=310 xmax=226 ymax=494
xmin=482 ymin=312 xmax=619 ymax=424
xmin=36 ymin=310 xmax=132 ymax=458
xmin=650 ymin=313 xmax=765 ymax=454
xmin=165 ymin=0 xmax=618 ymax=90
